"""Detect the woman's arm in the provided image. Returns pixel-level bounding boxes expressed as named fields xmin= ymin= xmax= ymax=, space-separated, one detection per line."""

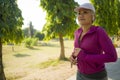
xmin=78 ymin=27 xmax=118 ymax=64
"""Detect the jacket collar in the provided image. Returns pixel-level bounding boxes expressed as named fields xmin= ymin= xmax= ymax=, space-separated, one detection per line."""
xmin=77 ymin=25 xmax=98 ymax=34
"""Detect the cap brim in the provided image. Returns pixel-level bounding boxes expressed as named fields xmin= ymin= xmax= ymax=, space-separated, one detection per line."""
xmin=74 ymin=7 xmax=90 ymax=12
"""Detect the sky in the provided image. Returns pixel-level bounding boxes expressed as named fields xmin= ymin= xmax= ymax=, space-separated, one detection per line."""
xmin=17 ymin=0 xmax=90 ymax=31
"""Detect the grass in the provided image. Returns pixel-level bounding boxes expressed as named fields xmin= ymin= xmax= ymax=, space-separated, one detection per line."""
xmin=3 ymin=40 xmax=74 ymax=80
xmin=37 ymin=58 xmax=70 ymax=69
xmin=38 ymin=59 xmax=61 ymax=68
xmin=3 ymin=39 xmax=120 ymax=80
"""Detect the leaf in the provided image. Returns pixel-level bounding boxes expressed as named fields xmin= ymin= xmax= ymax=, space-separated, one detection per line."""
xmin=0 ymin=0 xmax=23 ymax=43
xmin=40 ymin=0 xmax=79 ymax=40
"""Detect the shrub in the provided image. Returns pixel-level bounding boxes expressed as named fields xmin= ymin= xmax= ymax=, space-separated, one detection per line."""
xmin=24 ymin=38 xmax=38 ymax=47
xmin=31 ymin=38 xmax=38 ymax=46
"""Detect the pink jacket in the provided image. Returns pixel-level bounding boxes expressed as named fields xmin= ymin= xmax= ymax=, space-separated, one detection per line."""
xmin=74 ymin=26 xmax=117 ymax=74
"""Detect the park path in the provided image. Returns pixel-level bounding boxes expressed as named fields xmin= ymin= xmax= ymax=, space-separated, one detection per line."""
xmin=67 ymin=48 xmax=120 ymax=80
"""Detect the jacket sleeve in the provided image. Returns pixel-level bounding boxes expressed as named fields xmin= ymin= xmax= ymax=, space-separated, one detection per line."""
xmin=74 ymin=30 xmax=80 ymax=48
xmin=78 ymin=27 xmax=118 ymax=63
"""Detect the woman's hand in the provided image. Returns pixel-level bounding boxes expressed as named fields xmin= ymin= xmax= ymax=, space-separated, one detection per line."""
xmin=74 ymin=48 xmax=81 ymax=56
xmin=70 ymin=48 xmax=81 ymax=68
xmin=70 ymin=54 xmax=77 ymax=68
xmin=70 ymin=54 xmax=77 ymax=63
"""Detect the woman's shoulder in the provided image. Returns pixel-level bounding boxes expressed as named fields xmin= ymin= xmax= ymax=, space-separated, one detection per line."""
xmin=93 ymin=26 xmax=105 ymax=32
xmin=93 ymin=26 xmax=107 ymax=35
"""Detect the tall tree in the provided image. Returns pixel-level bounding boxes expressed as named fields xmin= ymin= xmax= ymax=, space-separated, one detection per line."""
xmin=40 ymin=0 xmax=78 ymax=60
xmin=116 ymin=0 xmax=120 ymax=39
xmin=22 ymin=27 xmax=37 ymax=38
xmin=29 ymin=21 xmax=34 ymax=38
xmin=0 ymin=0 xmax=23 ymax=79
xmin=90 ymin=0 xmax=120 ymax=36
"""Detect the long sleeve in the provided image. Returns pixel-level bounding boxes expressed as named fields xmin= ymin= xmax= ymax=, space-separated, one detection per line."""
xmin=74 ymin=30 xmax=80 ymax=48
xmin=79 ymin=28 xmax=118 ymax=64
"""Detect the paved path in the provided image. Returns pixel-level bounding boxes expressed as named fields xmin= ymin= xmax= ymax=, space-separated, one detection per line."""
xmin=67 ymin=48 xmax=120 ymax=80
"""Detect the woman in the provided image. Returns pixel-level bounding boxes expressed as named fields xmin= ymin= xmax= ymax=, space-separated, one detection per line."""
xmin=70 ymin=3 xmax=118 ymax=80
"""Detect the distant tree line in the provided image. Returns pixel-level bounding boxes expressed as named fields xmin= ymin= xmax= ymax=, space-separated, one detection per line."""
xmin=22 ymin=21 xmax=45 ymax=40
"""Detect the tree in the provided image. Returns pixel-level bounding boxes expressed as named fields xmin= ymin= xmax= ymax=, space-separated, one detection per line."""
xmin=22 ymin=24 xmax=37 ymax=38
xmin=40 ymin=0 xmax=78 ymax=60
xmin=0 ymin=0 xmax=23 ymax=79
xmin=34 ymin=32 xmax=45 ymax=40
xmin=90 ymin=0 xmax=120 ymax=36
xmin=22 ymin=27 xmax=30 ymax=38
xmin=116 ymin=0 xmax=120 ymax=39
xmin=29 ymin=21 xmax=34 ymax=38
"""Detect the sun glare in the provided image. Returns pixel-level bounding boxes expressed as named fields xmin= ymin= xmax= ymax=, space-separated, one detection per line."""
xmin=17 ymin=0 xmax=89 ymax=31
xmin=17 ymin=0 xmax=46 ymax=31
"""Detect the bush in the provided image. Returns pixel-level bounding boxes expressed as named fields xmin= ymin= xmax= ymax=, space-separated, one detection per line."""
xmin=31 ymin=38 xmax=38 ymax=46
xmin=34 ymin=32 xmax=45 ymax=40
xmin=24 ymin=38 xmax=38 ymax=47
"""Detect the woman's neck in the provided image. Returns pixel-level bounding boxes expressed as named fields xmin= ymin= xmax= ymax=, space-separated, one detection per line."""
xmin=81 ymin=24 xmax=92 ymax=33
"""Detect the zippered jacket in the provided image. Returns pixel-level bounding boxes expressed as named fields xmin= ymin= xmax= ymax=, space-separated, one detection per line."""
xmin=74 ymin=26 xmax=118 ymax=74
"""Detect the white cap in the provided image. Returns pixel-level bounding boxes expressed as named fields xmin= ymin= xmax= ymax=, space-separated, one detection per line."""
xmin=74 ymin=3 xmax=95 ymax=13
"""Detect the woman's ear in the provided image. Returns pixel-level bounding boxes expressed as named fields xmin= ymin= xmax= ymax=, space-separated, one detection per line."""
xmin=92 ymin=15 xmax=95 ymax=22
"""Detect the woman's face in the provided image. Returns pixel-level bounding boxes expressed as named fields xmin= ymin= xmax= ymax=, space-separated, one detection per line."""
xmin=77 ymin=9 xmax=93 ymax=25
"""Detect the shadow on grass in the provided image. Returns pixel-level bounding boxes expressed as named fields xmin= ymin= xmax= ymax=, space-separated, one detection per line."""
xmin=59 ymin=57 xmax=70 ymax=61
xmin=13 ymin=53 xmax=30 ymax=57
xmin=26 ymin=46 xmax=40 ymax=50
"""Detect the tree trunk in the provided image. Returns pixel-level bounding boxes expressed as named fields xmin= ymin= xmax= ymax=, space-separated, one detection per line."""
xmin=59 ymin=34 xmax=65 ymax=60
xmin=0 ymin=38 xmax=6 ymax=80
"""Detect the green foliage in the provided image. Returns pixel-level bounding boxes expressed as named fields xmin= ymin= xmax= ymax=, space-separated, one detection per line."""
xmin=90 ymin=0 xmax=120 ymax=36
xmin=24 ymin=38 xmax=38 ymax=47
xmin=24 ymin=38 xmax=32 ymax=47
xmin=29 ymin=21 xmax=34 ymax=38
xmin=34 ymin=32 xmax=45 ymax=40
xmin=40 ymin=0 xmax=79 ymax=40
xmin=116 ymin=0 xmax=120 ymax=30
xmin=22 ymin=28 xmax=30 ymax=37
xmin=22 ymin=26 xmax=37 ymax=38
xmin=0 ymin=0 xmax=23 ymax=79
xmin=31 ymin=38 xmax=38 ymax=46
xmin=0 ymin=0 xmax=23 ymax=44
